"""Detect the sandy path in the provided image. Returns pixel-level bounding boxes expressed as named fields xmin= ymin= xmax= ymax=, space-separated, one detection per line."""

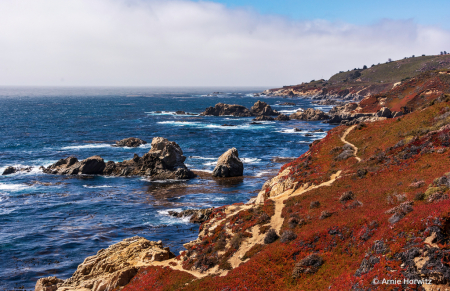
xmin=341 ymin=125 xmax=361 ymax=162
xmin=151 ymin=125 xmax=362 ymax=276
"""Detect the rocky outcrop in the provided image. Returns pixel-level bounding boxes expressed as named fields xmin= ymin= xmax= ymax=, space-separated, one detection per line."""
xmin=43 ymin=138 xmax=195 ymax=180
xmin=290 ymin=108 xmax=329 ymax=121
xmin=2 ymin=166 xmax=32 ymax=175
xmin=114 ymin=137 xmax=147 ymax=148
xmin=35 ymin=237 xmax=175 ymax=291
xmin=43 ymin=156 xmax=106 ymax=175
xmin=212 ymin=148 xmax=244 ymax=177
xmin=275 ymin=114 xmax=290 ymax=121
xmin=200 ymin=103 xmax=253 ymax=117
xmin=256 ymin=167 xmax=295 ymax=204
xmin=168 ymin=207 xmax=214 ymax=224
xmin=250 ymin=101 xmax=279 ymax=116
xmin=107 ymin=137 xmax=195 ymax=180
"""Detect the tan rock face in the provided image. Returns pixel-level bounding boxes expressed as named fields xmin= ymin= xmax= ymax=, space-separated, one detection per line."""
xmin=212 ymin=148 xmax=244 ymax=177
xmin=255 ymin=167 xmax=294 ymax=203
xmin=35 ymin=236 xmax=175 ymax=291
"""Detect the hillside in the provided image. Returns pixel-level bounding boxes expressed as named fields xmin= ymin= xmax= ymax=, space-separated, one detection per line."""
xmin=35 ymin=70 xmax=450 ymax=290
xmin=263 ymin=54 xmax=450 ymax=101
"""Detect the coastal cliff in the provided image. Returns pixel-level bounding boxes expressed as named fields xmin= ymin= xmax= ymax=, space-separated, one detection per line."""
xmin=262 ymin=54 xmax=450 ymax=102
xmin=36 ymin=69 xmax=450 ymax=290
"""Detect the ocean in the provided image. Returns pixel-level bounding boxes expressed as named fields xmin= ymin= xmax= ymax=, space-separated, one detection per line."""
xmin=0 ymin=87 xmax=334 ymax=289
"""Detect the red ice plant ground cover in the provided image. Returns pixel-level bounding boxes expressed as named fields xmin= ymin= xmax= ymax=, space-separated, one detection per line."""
xmin=122 ymin=70 xmax=450 ymax=290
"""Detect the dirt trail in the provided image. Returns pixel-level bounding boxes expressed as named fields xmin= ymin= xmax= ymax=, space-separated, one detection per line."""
xmin=341 ymin=125 xmax=361 ymax=162
xmin=153 ymin=125 xmax=361 ymax=275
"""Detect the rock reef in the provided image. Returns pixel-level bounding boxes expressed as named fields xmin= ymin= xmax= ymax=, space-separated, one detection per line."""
xmin=114 ymin=137 xmax=147 ymax=148
xmin=43 ymin=137 xmax=195 ymax=180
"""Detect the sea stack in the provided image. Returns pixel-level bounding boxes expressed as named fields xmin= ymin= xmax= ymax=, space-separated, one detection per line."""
xmin=212 ymin=148 xmax=244 ymax=177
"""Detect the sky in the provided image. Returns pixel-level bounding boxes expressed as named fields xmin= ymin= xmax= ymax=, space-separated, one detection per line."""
xmin=0 ymin=0 xmax=449 ymax=87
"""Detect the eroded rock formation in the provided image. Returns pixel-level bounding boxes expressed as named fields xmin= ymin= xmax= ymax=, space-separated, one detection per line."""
xmin=200 ymin=103 xmax=253 ymax=117
xmin=250 ymin=101 xmax=279 ymax=116
xmin=212 ymin=148 xmax=244 ymax=177
xmin=290 ymin=108 xmax=329 ymax=121
xmin=34 ymin=237 xmax=175 ymax=291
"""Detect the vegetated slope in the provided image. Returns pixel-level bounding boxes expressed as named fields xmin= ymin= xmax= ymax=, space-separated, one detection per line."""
xmin=264 ymin=55 xmax=450 ymax=100
xmin=121 ymin=71 xmax=450 ymax=290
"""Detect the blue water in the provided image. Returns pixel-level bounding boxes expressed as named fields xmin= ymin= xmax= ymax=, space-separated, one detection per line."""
xmin=0 ymin=87 xmax=334 ymax=289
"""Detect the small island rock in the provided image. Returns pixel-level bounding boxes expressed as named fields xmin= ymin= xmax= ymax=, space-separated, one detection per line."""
xmin=212 ymin=148 xmax=244 ymax=177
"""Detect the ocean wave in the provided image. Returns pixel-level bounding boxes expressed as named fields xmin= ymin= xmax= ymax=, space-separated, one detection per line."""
xmin=153 ymin=209 xmax=192 ymax=225
xmin=203 ymin=161 xmax=216 ymax=166
xmin=61 ymin=144 xmax=113 ymax=150
xmin=83 ymin=185 xmax=114 ymax=189
xmin=241 ymin=157 xmax=262 ymax=164
xmin=0 ymin=183 xmax=33 ymax=192
xmin=278 ymin=108 xmax=303 ymax=114
xmin=255 ymin=170 xmax=274 ymax=177
xmin=189 ymin=156 xmax=216 ymax=160
xmin=0 ymin=164 xmax=43 ymax=176
xmin=145 ymin=111 xmax=199 ymax=116
xmin=191 ymin=169 xmax=213 ymax=173
xmin=157 ymin=121 xmax=269 ymax=130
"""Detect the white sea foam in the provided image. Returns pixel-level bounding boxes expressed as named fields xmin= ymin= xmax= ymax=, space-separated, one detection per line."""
xmin=191 ymin=169 xmax=213 ymax=173
xmin=157 ymin=121 xmax=268 ymax=130
xmin=279 ymin=108 xmax=303 ymax=114
xmin=61 ymin=144 xmax=112 ymax=150
xmin=203 ymin=161 xmax=217 ymax=166
xmin=83 ymin=185 xmax=114 ymax=189
xmin=155 ymin=208 xmax=192 ymax=225
xmin=189 ymin=156 xmax=216 ymax=160
xmin=0 ymin=183 xmax=32 ymax=192
xmin=145 ymin=111 xmax=199 ymax=116
xmin=241 ymin=157 xmax=261 ymax=164
xmin=255 ymin=170 xmax=273 ymax=177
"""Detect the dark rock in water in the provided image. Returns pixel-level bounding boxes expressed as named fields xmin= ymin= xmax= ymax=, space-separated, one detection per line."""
xmin=290 ymin=108 xmax=329 ymax=121
xmin=43 ymin=137 xmax=195 ymax=180
xmin=79 ymin=156 xmax=106 ymax=174
xmin=43 ymin=156 xmax=105 ymax=175
xmin=275 ymin=114 xmax=290 ymax=121
xmin=175 ymin=110 xmax=186 ymax=115
xmin=250 ymin=122 xmax=262 ymax=125
xmin=304 ymin=133 xmax=313 ymax=137
xmin=253 ymin=115 xmax=275 ymax=121
xmin=250 ymin=100 xmax=279 ymax=116
xmin=2 ymin=166 xmax=32 ymax=175
xmin=168 ymin=208 xmax=214 ymax=223
xmin=294 ymin=128 xmax=302 ymax=132
xmin=279 ymin=102 xmax=295 ymax=105
xmin=2 ymin=166 xmax=16 ymax=175
xmin=200 ymin=103 xmax=253 ymax=117
xmin=115 ymin=137 xmax=147 ymax=148
xmin=310 ymin=129 xmax=324 ymax=132
xmin=155 ymin=111 xmax=162 ymax=113
xmin=222 ymin=124 xmax=237 ymax=126
xmin=212 ymin=148 xmax=244 ymax=177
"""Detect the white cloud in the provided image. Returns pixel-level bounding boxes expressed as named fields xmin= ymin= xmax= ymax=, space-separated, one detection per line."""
xmin=0 ymin=0 xmax=449 ymax=86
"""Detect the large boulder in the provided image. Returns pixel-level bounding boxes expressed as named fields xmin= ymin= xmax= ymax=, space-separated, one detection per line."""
xmin=114 ymin=137 xmax=147 ymax=147
xmin=34 ymin=237 xmax=175 ymax=291
xmin=108 ymin=137 xmax=195 ymax=180
xmin=290 ymin=108 xmax=329 ymax=121
xmin=275 ymin=114 xmax=290 ymax=121
xmin=78 ymin=156 xmax=106 ymax=174
xmin=376 ymin=107 xmax=392 ymax=118
xmin=200 ymin=103 xmax=253 ymax=117
xmin=253 ymin=115 xmax=275 ymax=121
xmin=250 ymin=101 xmax=279 ymax=116
xmin=212 ymin=148 xmax=244 ymax=177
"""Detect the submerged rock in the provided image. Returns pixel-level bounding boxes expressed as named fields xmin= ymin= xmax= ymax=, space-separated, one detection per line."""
xmin=250 ymin=100 xmax=279 ymax=116
xmin=114 ymin=137 xmax=147 ymax=147
xmin=200 ymin=103 xmax=253 ymax=117
xmin=212 ymin=148 xmax=244 ymax=177
xmin=34 ymin=236 xmax=175 ymax=291
xmin=2 ymin=166 xmax=32 ymax=175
